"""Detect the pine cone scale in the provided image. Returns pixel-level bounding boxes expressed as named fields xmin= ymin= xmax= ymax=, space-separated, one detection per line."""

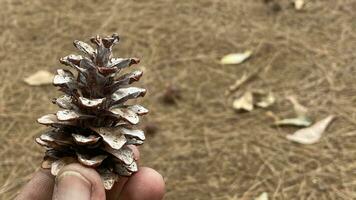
xmin=111 ymin=87 xmax=147 ymax=104
xmin=73 ymin=40 xmax=96 ymax=58
xmin=72 ymin=133 xmax=101 ymax=145
xmin=104 ymin=145 xmax=134 ymax=166
xmin=91 ymin=127 xmax=127 ymax=150
xmin=51 ymin=157 xmax=77 ymax=176
xmin=77 ymin=153 xmax=108 ymax=167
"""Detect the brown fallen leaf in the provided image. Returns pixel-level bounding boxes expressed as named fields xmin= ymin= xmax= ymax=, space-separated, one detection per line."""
xmin=143 ymin=122 xmax=159 ymax=136
xmin=162 ymin=84 xmax=181 ymax=104
xmin=286 ymin=115 xmax=335 ymax=144
xmin=24 ymin=70 xmax=55 ymax=86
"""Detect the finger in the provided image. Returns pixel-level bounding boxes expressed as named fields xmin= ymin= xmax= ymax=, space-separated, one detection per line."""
xmin=119 ymin=167 xmax=165 ymax=200
xmin=52 ymin=163 xmax=106 ymax=200
xmin=106 ymin=176 xmax=129 ymax=200
xmin=16 ymin=169 xmax=55 ymax=200
xmin=106 ymin=145 xmax=140 ymax=200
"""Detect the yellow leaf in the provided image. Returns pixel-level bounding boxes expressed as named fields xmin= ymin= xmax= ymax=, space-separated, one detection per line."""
xmin=294 ymin=0 xmax=304 ymax=10
xmin=220 ymin=51 xmax=252 ymax=65
xmin=232 ymin=91 xmax=253 ymax=111
xmin=287 ymin=96 xmax=308 ymax=117
xmin=286 ymin=115 xmax=335 ymax=144
xmin=255 ymin=92 xmax=275 ymax=108
xmin=24 ymin=70 xmax=54 ymax=86
xmin=275 ymin=116 xmax=312 ymax=127
xmin=255 ymin=192 xmax=268 ymax=200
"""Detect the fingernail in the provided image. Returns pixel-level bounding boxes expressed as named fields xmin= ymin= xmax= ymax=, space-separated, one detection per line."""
xmin=54 ymin=171 xmax=92 ymax=200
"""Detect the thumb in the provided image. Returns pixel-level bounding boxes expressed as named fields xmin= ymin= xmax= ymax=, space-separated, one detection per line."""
xmin=53 ymin=163 xmax=106 ymax=200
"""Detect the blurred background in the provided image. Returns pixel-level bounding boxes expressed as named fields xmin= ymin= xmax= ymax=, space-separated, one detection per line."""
xmin=1 ymin=0 xmax=356 ymax=199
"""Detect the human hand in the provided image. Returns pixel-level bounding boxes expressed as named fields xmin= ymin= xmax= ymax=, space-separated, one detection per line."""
xmin=16 ymin=147 xmax=165 ymax=200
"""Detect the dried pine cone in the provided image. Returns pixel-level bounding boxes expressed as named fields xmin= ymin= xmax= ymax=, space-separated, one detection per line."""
xmin=36 ymin=34 xmax=148 ymax=190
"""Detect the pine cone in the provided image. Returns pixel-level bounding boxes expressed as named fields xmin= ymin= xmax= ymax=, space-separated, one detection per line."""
xmin=35 ymin=34 xmax=148 ymax=190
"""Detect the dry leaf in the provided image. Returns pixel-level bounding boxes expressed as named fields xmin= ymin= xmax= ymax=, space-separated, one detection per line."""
xmin=225 ymin=71 xmax=258 ymax=96
xmin=143 ymin=122 xmax=159 ymax=136
xmin=227 ymin=73 xmax=248 ymax=91
xmin=273 ymin=96 xmax=312 ymax=127
xmin=255 ymin=192 xmax=268 ymax=200
xmin=24 ymin=70 xmax=54 ymax=86
xmin=225 ymin=73 xmax=249 ymax=96
xmin=266 ymin=111 xmax=280 ymax=121
xmin=220 ymin=51 xmax=252 ymax=65
xmin=287 ymin=96 xmax=308 ymax=117
xmin=255 ymin=92 xmax=275 ymax=108
xmin=286 ymin=115 xmax=335 ymax=144
xmin=275 ymin=116 xmax=312 ymax=127
xmin=294 ymin=0 xmax=304 ymax=10
xmin=162 ymin=84 xmax=181 ymax=104
xmin=232 ymin=91 xmax=253 ymax=111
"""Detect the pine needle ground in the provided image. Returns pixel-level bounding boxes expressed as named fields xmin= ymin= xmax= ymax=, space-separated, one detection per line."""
xmin=0 ymin=0 xmax=356 ymax=199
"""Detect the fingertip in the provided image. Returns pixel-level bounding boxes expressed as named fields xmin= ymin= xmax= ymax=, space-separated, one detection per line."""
xmin=54 ymin=163 xmax=106 ymax=200
xmin=143 ymin=167 xmax=165 ymax=196
xmin=120 ymin=167 xmax=165 ymax=200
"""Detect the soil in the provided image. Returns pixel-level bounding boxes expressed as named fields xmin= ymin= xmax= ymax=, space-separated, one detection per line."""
xmin=1 ymin=0 xmax=356 ymax=199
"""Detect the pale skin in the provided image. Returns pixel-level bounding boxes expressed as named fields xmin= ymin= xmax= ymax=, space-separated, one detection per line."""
xmin=16 ymin=147 xmax=165 ymax=200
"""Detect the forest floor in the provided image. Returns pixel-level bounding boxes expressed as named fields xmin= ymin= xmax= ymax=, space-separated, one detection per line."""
xmin=1 ymin=0 xmax=356 ymax=199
